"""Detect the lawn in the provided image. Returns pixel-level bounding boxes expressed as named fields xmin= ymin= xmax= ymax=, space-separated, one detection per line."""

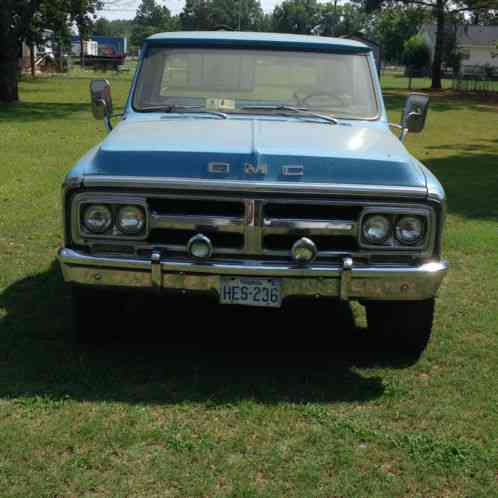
xmin=0 ymin=69 xmax=498 ymax=497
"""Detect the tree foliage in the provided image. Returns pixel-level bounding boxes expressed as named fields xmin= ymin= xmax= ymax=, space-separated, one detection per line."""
xmin=272 ymin=0 xmax=321 ymax=34
xmin=319 ymin=3 xmax=368 ymax=37
xmin=180 ymin=0 xmax=265 ymax=31
xmin=93 ymin=18 xmax=134 ymax=39
xmin=361 ymin=0 xmax=498 ymax=88
xmin=366 ymin=6 xmax=430 ymax=64
xmin=0 ymin=0 xmax=100 ymax=102
xmin=131 ymin=0 xmax=176 ymax=48
xmin=402 ymin=34 xmax=431 ymax=73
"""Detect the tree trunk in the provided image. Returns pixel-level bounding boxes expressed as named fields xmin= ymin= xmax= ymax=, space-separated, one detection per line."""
xmin=30 ymin=43 xmax=36 ymax=78
xmin=0 ymin=0 xmax=19 ymax=102
xmin=431 ymin=0 xmax=445 ymax=90
xmin=79 ymin=33 xmax=85 ymax=68
xmin=0 ymin=57 xmax=19 ymax=103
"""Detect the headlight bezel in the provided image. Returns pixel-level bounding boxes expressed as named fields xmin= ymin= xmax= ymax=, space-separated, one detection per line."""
xmin=116 ymin=205 xmax=146 ymax=235
xmin=82 ymin=204 xmax=113 ymax=234
xmin=72 ymin=193 xmax=149 ymax=243
xmin=394 ymin=215 xmax=426 ymax=246
xmin=361 ymin=214 xmax=391 ymax=245
xmin=359 ymin=206 xmax=433 ymax=251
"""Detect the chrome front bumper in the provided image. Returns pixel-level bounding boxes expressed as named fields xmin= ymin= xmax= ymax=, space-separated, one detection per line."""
xmin=57 ymin=248 xmax=448 ymax=301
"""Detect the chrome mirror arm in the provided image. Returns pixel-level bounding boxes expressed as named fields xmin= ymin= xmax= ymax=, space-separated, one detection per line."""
xmin=104 ymin=112 xmax=124 ymax=133
xmin=104 ymin=114 xmax=113 ymax=132
xmin=389 ymin=123 xmax=409 ymax=142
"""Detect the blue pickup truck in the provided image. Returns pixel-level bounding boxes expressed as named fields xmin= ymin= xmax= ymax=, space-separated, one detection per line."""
xmin=58 ymin=31 xmax=448 ymax=356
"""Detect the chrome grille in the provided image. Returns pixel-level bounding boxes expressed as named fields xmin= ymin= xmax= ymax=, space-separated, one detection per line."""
xmin=147 ymin=197 xmax=246 ymax=254
xmin=262 ymin=201 xmax=359 ymax=256
xmin=75 ymin=193 xmax=434 ymax=261
xmin=146 ymin=196 xmax=362 ymax=259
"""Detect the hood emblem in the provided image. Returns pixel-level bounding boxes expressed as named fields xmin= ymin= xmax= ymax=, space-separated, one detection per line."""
xmin=244 ymin=163 xmax=268 ymax=176
xmin=282 ymin=165 xmax=304 ymax=177
xmin=208 ymin=162 xmax=230 ymax=174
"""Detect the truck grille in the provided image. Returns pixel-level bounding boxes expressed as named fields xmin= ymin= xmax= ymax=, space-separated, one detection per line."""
xmin=143 ymin=195 xmax=360 ymax=260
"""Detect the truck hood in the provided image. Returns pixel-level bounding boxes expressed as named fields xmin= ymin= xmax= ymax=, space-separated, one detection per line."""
xmin=84 ymin=117 xmax=426 ymax=189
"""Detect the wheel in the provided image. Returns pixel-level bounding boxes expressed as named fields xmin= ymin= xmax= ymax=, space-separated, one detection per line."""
xmin=365 ymin=299 xmax=435 ymax=356
xmin=71 ymin=286 xmax=124 ymax=345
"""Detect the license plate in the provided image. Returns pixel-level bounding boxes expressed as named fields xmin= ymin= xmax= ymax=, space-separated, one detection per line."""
xmin=220 ymin=277 xmax=282 ymax=308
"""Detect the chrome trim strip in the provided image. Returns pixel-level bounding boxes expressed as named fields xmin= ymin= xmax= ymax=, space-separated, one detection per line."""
xmin=244 ymin=199 xmax=263 ymax=254
xmin=61 ymin=176 xmax=83 ymax=247
xmin=151 ymin=250 xmax=162 ymax=290
xmin=340 ymin=257 xmax=353 ymax=300
xmin=82 ymin=176 xmax=428 ymax=198
xmin=150 ymin=213 xmax=244 ymax=233
xmin=263 ymin=218 xmax=355 ymax=236
xmin=59 ymin=248 xmax=447 ymax=279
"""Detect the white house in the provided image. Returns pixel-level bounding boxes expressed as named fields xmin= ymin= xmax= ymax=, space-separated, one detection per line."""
xmin=420 ymin=24 xmax=498 ymax=71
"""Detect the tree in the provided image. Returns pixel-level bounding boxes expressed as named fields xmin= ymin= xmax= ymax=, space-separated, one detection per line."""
xmin=0 ymin=0 xmax=37 ymax=101
xmin=0 ymin=0 xmax=99 ymax=102
xmin=402 ymin=34 xmax=431 ymax=87
xmin=180 ymin=0 xmax=264 ymax=31
xmin=131 ymin=0 xmax=175 ymax=48
xmin=367 ymin=6 xmax=431 ymax=64
xmin=318 ymin=2 xmax=369 ymax=37
xmin=362 ymin=0 xmax=498 ymax=89
xmin=272 ymin=0 xmax=321 ymax=34
xmin=93 ymin=18 xmax=134 ymax=38
xmin=69 ymin=0 xmax=101 ymax=67
xmin=93 ymin=17 xmax=112 ymax=35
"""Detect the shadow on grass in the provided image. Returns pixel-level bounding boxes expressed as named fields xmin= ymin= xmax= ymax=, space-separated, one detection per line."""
xmin=0 ymin=101 xmax=91 ymax=123
xmin=0 ymin=261 xmax=432 ymax=407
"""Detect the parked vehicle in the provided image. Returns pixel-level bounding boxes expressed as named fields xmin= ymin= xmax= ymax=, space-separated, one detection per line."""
xmin=58 ymin=32 xmax=448 ymax=355
xmin=71 ymin=35 xmax=127 ymax=69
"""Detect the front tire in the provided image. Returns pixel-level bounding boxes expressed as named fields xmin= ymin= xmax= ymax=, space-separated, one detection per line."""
xmin=365 ymin=298 xmax=435 ymax=356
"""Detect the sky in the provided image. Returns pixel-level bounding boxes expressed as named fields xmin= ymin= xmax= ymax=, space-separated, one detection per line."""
xmin=98 ymin=0 xmax=285 ymax=19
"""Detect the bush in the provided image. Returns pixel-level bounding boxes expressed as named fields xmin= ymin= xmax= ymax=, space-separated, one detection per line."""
xmin=402 ymin=35 xmax=431 ymax=76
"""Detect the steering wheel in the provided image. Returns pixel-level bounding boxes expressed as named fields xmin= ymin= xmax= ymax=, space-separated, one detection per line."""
xmin=293 ymin=90 xmax=346 ymax=108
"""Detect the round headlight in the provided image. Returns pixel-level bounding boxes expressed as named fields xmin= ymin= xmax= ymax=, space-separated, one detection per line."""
xmin=291 ymin=237 xmax=317 ymax=264
xmin=83 ymin=204 xmax=112 ymax=233
xmin=362 ymin=214 xmax=391 ymax=244
xmin=116 ymin=205 xmax=145 ymax=234
xmin=395 ymin=216 xmax=425 ymax=245
xmin=187 ymin=234 xmax=213 ymax=259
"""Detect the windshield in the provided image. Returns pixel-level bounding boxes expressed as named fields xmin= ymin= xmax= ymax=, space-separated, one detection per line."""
xmin=133 ymin=47 xmax=379 ymax=120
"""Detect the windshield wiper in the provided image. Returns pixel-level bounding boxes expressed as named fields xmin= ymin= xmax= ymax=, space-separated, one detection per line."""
xmin=240 ymin=105 xmax=338 ymax=124
xmin=140 ymin=105 xmax=227 ymax=119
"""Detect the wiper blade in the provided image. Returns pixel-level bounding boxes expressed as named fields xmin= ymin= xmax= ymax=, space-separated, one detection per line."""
xmin=240 ymin=105 xmax=338 ymax=124
xmin=140 ymin=105 xmax=227 ymax=119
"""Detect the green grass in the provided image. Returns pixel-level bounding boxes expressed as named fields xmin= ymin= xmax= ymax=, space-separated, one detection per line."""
xmin=1 ymin=70 xmax=498 ymax=497
xmin=382 ymin=69 xmax=498 ymax=92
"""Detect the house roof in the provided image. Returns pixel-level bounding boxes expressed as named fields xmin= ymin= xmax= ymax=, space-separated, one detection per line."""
xmin=145 ymin=31 xmax=371 ymax=54
xmin=421 ymin=24 xmax=498 ymax=47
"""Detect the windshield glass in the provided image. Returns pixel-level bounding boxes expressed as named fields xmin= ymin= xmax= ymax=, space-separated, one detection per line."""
xmin=133 ymin=47 xmax=378 ymax=120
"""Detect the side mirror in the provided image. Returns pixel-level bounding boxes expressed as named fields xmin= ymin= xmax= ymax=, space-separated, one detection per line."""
xmin=401 ymin=93 xmax=429 ymax=134
xmin=90 ymin=79 xmax=113 ymax=121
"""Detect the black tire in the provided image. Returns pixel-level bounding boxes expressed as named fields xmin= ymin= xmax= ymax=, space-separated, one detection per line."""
xmin=71 ymin=286 xmax=124 ymax=346
xmin=365 ymin=298 xmax=435 ymax=356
